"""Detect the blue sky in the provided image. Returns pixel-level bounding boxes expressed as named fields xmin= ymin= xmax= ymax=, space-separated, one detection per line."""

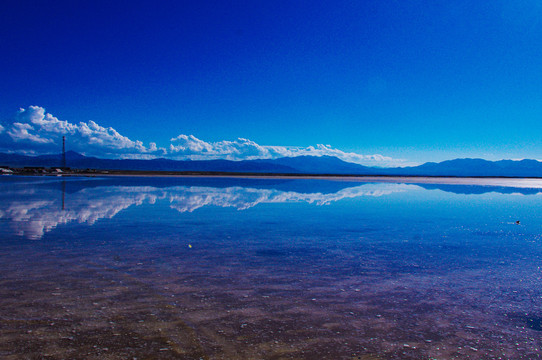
xmin=1 ymin=0 xmax=541 ymax=166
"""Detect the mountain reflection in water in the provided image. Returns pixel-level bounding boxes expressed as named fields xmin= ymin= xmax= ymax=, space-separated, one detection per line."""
xmin=1 ymin=176 xmax=541 ymax=240
xmin=0 ymin=177 xmax=412 ymax=239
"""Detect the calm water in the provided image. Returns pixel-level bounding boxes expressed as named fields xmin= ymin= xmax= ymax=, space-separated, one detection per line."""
xmin=1 ymin=175 xmax=542 ymax=359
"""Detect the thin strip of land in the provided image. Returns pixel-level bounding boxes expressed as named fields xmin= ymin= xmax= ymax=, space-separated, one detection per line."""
xmin=4 ymin=167 xmax=542 ymax=188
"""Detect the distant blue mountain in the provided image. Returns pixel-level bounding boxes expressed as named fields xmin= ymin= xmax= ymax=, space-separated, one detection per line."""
xmin=260 ymin=155 xmax=376 ymax=174
xmin=381 ymin=158 xmax=542 ymax=177
xmin=1 ymin=152 xmax=542 ymax=177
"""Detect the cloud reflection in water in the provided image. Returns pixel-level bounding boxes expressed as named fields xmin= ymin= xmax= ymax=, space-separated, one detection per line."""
xmin=0 ymin=180 xmax=411 ymax=239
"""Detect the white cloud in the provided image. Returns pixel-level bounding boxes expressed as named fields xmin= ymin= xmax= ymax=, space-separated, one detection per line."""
xmin=285 ymin=144 xmax=398 ymax=166
xmin=169 ymin=135 xmax=275 ymax=160
xmin=7 ymin=122 xmax=53 ymax=144
xmin=0 ymin=106 xmax=160 ymax=158
xmin=168 ymin=134 xmax=403 ymax=166
xmin=0 ymin=106 xmax=404 ymax=166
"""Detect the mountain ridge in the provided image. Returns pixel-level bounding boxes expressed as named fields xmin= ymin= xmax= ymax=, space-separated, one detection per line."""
xmin=1 ymin=152 xmax=542 ymax=178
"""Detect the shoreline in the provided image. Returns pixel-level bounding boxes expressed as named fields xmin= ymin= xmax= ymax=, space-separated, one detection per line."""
xmin=5 ymin=170 xmax=542 ymax=188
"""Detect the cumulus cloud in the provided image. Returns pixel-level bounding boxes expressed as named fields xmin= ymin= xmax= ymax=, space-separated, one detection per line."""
xmin=0 ymin=106 xmax=404 ymax=166
xmin=169 ymin=135 xmax=276 ymax=160
xmin=8 ymin=122 xmax=53 ymax=144
xmin=0 ymin=106 xmax=163 ymax=158
xmin=169 ymin=134 xmax=403 ymax=166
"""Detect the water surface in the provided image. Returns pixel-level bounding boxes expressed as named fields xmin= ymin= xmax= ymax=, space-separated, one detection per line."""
xmin=1 ymin=175 xmax=542 ymax=359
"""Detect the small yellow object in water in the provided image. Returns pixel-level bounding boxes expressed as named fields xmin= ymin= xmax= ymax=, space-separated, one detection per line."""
xmin=188 ymin=244 xmax=192 ymax=248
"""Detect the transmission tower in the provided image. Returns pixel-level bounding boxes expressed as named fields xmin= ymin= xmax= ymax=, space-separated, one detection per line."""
xmin=62 ymin=136 xmax=66 ymax=168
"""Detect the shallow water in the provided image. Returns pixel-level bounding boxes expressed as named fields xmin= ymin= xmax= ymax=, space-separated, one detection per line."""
xmin=1 ymin=175 xmax=542 ymax=359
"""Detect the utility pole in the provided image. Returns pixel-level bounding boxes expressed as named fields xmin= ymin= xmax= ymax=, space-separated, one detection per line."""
xmin=62 ymin=136 xmax=66 ymax=168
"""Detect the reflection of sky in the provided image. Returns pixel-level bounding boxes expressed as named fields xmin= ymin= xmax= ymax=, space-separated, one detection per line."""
xmin=167 ymin=184 xmax=411 ymax=212
xmin=0 ymin=187 xmax=162 ymax=239
xmin=3 ymin=176 xmax=542 ymax=240
xmin=0 ymin=181 xmax=413 ymax=239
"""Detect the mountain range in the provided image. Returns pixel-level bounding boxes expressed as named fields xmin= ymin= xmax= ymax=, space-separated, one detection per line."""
xmin=1 ymin=151 xmax=542 ymax=177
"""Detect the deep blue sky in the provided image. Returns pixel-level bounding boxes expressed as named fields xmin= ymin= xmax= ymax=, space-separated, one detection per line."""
xmin=1 ymin=0 xmax=541 ymax=164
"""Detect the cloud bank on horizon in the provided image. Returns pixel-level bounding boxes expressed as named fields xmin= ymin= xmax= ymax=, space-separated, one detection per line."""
xmin=0 ymin=106 xmax=404 ymax=166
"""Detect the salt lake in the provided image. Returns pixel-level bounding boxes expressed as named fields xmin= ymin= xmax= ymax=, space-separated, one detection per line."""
xmin=1 ymin=175 xmax=541 ymax=359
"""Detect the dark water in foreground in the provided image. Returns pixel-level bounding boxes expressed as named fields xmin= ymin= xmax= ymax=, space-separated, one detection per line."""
xmin=1 ymin=176 xmax=542 ymax=359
